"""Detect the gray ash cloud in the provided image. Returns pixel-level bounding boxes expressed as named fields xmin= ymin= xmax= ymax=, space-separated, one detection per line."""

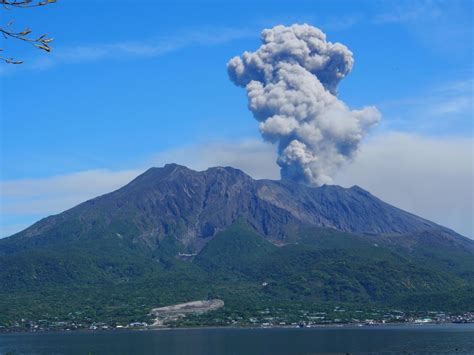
xmin=228 ymin=24 xmax=380 ymax=185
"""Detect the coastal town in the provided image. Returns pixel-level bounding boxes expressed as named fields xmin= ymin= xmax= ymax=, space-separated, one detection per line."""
xmin=1 ymin=306 xmax=473 ymax=333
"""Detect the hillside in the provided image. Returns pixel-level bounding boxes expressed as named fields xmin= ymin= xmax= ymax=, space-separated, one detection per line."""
xmin=0 ymin=164 xmax=473 ymax=328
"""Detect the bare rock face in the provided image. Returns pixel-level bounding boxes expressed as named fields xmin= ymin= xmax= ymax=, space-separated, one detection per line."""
xmin=5 ymin=163 xmax=466 ymax=254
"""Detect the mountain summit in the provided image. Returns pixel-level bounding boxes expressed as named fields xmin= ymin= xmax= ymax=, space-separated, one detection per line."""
xmin=4 ymin=164 xmax=465 ymax=254
xmin=0 ymin=164 xmax=472 ymax=327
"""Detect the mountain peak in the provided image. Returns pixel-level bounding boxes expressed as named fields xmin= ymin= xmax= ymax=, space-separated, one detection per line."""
xmin=138 ymin=164 xmax=253 ymax=185
xmin=154 ymin=163 xmax=192 ymax=174
xmin=131 ymin=164 xmax=194 ymax=183
xmin=7 ymin=162 xmax=465 ymax=248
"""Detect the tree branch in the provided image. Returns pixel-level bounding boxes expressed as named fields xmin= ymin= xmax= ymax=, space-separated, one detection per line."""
xmin=1 ymin=0 xmax=56 ymax=9
xmin=1 ymin=0 xmax=56 ymax=63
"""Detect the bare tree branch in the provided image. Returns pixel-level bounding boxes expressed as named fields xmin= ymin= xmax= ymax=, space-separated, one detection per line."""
xmin=1 ymin=0 xmax=56 ymax=9
xmin=1 ymin=0 xmax=56 ymax=64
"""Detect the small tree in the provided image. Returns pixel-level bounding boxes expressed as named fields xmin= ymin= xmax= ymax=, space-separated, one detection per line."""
xmin=1 ymin=0 xmax=56 ymax=64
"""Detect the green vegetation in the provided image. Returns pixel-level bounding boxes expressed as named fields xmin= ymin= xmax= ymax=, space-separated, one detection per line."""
xmin=0 ymin=221 xmax=473 ymax=329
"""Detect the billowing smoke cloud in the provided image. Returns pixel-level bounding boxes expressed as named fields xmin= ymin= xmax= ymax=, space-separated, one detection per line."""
xmin=227 ymin=24 xmax=381 ymax=185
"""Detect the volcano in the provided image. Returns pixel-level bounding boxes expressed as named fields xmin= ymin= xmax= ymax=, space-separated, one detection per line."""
xmin=1 ymin=164 xmax=472 ymax=326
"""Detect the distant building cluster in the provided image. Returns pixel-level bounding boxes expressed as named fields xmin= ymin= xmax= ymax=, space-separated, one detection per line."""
xmin=2 ymin=309 xmax=473 ymax=332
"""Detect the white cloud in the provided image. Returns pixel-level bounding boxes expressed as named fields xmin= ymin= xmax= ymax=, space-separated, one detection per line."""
xmin=322 ymin=15 xmax=363 ymax=31
xmin=378 ymin=79 xmax=473 ymax=133
xmin=148 ymin=139 xmax=279 ymax=180
xmin=373 ymin=1 xmax=442 ymax=24
xmin=334 ymin=133 xmax=474 ymax=238
xmin=1 ymin=169 xmax=141 ymax=200
xmin=0 ymin=26 xmax=255 ymax=74
xmin=426 ymin=79 xmax=473 ymax=117
xmin=372 ymin=1 xmax=473 ymax=56
xmin=1 ymin=134 xmax=472 ymax=238
xmin=0 ymin=169 xmax=143 ymax=237
xmin=54 ymin=27 xmax=254 ymax=62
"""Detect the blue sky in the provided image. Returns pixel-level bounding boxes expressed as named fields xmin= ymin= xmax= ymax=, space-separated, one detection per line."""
xmin=1 ymin=0 xmax=473 ymax=237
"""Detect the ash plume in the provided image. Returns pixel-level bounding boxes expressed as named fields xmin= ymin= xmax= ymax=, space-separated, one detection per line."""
xmin=227 ymin=24 xmax=381 ymax=185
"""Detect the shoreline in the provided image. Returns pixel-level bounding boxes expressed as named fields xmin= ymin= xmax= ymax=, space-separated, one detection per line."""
xmin=1 ymin=321 xmax=473 ymax=335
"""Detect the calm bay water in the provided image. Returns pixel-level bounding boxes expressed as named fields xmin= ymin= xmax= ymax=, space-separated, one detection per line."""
xmin=1 ymin=324 xmax=473 ymax=355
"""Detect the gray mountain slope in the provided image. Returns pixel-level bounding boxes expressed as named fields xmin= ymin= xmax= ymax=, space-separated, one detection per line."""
xmin=3 ymin=163 xmax=468 ymax=255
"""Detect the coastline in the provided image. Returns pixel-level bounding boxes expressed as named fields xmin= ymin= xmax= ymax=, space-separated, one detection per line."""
xmin=2 ymin=321 xmax=473 ymax=335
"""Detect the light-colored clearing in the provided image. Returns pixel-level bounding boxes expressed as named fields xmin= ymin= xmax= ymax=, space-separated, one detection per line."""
xmin=150 ymin=299 xmax=224 ymax=327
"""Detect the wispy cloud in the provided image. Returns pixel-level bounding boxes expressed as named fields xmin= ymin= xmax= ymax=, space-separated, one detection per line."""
xmin=0 ymin=168 xmax=143 ymax=237
xmin=322 ymin=14 xmax=363 ymax=31
xmin=372 ymin=0 xmax=442 ymax=24
xmin=372 ymin=0 xmax=473 ymax=57
xmin=426 ymin=80 xmax=473 ymax=116
xmin=0 ymin=169 xmax=142 ymax=217
xmin=377 ymin=79 xmax=473 ymax=134
xmin=62 ymin=27 xmax=254 ymax=61
xmin=261 ymin=1 xmax=452 ymax=32
xmin=1 ymin=26 xmax=255 ymax=74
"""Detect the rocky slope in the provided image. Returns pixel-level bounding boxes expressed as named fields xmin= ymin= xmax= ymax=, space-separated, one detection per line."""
xmin=2 ymin=163 xmax=466 ymax=255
